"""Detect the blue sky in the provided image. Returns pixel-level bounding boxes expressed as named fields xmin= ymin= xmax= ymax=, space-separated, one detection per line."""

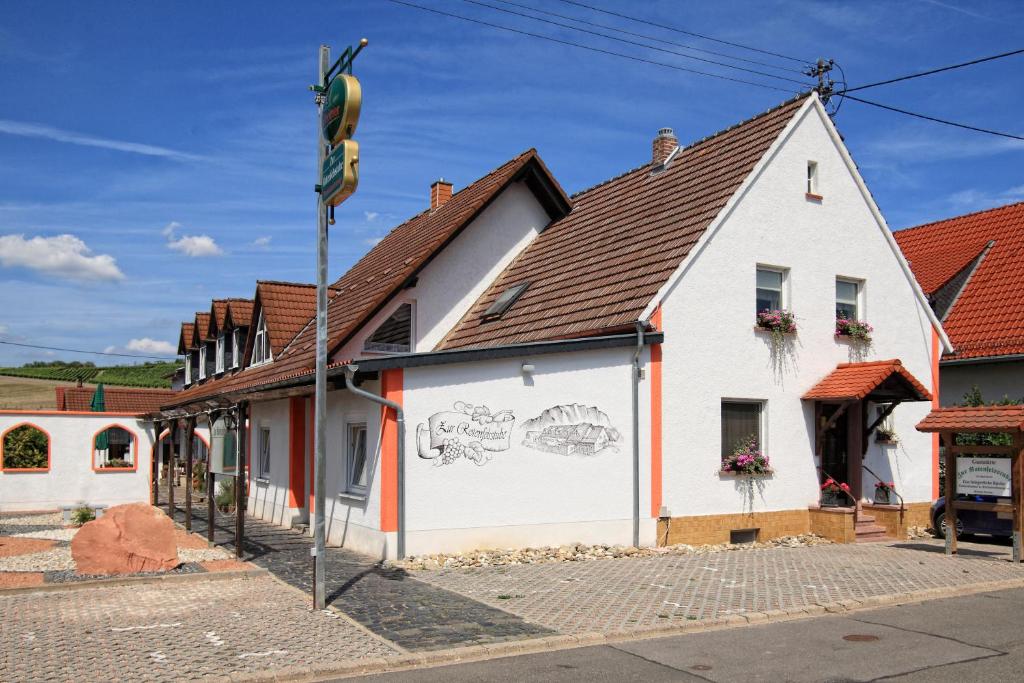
xmin=1 ymin=0 xmax=1021 ymax=366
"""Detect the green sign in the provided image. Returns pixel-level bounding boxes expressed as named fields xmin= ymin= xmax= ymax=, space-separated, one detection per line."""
xmin=321 ymin=74 xmax=362 ymax=144
xmin=321 ymin=140 xmax=359 ymax=207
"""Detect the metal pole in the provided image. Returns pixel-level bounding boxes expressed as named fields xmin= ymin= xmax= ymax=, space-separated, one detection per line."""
xmin=184 ymin=416 xmax=194 ymax=531
xmin=235 ymin=401 xmax=248 ymax=558
xmin=314 ymin=43 xmax=330 ymax=610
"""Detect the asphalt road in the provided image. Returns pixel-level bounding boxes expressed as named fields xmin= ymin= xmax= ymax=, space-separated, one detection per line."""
xmin=350 ymin=587 xmax=1024 ymax=682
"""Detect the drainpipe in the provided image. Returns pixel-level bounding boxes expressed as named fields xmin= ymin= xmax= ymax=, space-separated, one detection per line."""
xmin=631 ymin=322 xmax=644 ymax=548
xmin=343 ymin=364 xmax=406 ymax=559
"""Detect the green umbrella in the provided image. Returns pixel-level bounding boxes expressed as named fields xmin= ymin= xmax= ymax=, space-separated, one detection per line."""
xmin=92 ymin=384 xmax=108 ymax=450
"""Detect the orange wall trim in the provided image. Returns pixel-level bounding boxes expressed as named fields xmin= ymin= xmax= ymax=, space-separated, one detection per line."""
xmin=308 ymin=397 xmax=314 ymax=514
xmin=287 ymin=397 xmax=306 ymax=508
xmin=649 ymin=306 xmax=663 ymax=518
xmin=931 ymin=328 xmax=941 ymax=500
xmin=90 ymin=423 xmax=140 ymax=473
xmin=0 ymin=422 xmax=52 ymax=472
xmin=380 ymin=368 xmax=404 ymax=532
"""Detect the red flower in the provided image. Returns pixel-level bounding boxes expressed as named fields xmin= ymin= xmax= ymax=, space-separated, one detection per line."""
xmin=840 ymin=483 xmax=850 ymax=492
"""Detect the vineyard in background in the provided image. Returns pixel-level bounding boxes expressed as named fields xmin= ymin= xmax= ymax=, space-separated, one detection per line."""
xmin=0 ymin=361 xmax=177 ymax=388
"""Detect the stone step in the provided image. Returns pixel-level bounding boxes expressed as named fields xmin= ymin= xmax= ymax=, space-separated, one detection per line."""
xmin=856 ymin=513 xmax=876 ymax=524
xmin=855 ymin=531 xmax=892 ymax=543
xmin=855 ymin=521 xmax=892 ymax=543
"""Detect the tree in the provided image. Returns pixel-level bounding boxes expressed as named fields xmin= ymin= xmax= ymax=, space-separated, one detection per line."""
xmin=2 ymin=425 xmax=48 ymax=469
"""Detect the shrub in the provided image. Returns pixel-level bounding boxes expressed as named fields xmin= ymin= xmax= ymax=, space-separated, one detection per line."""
xmin=193 ymin=461 xmax=207 ymax=494
xmin=71 ymin=506 xmax=95 ymax=526
xmin=215 ymin=479 xmax=236 ymax=513
xmin=2 ymin=425 xmax=48 ymax=469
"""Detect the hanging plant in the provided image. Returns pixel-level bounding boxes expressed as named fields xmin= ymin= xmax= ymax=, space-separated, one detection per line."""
xmin=875 ymin=426 xmax=898 ymax=444
xmin=835 ymin=316 xmax=873 ymax=343
xmin=721 ymin=435 xmax=772 ymax=475
xmin=756 ymin=309 xmax=797 ymax=339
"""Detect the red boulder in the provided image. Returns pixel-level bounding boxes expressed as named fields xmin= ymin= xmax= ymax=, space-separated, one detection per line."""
xmin=71 ymin=503 xmax=180 ymax=575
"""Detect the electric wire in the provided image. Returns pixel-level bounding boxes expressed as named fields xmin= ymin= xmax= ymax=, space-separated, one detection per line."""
xmin=487 ymin=0 xmax=809 ymax=75
xmin=841 ymin=94 xmax=1024 ymax=141
xmin=840 ymin=47 xmax=1024 ymax=93
xmin=555 ymin=0 xmax=811 ymax=65
xmin=0 ymin=339 xmax=178 ymax=361
xmin=460 ymin=0 xmax=812 ymax=86
xmin=386 ymin=0 xmax=799 ymax=93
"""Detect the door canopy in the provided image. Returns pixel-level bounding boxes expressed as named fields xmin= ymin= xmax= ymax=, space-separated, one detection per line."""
xmin=802 ymin=359 xmax=932 ymax=403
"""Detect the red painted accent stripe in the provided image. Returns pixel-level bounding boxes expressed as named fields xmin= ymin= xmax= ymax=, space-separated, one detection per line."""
xmin=931 ymin=328 xmax=941 ymax=500
xmin=649 ymin=306 xmax=663 ymax=519
xmin=288 ymin=397 xmax=306 ymax=508
xmin=380 ymin=369 xmax=403 ymax=532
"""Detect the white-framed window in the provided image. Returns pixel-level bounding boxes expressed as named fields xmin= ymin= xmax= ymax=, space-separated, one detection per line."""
xmin=755 ymin=266 xmax=786 ymax=314
xmin=257 ymin=427 xmax=271 ymax=479
xmin=721 ymin=400 xmax=764 ymax=460
xmin=94 ymin=426 xmax=135 ymax=469
xmin=807 ymin=160 xmax=819 ymax=195
xmin=198 ymin=345 xmax=207 ymax=380
xmin=836 ymin=278 xmax=861 ymax=321
xmin=345 ymin=422 xmax=369 ymax=494
xmin=184 ymin=356 xmax=192 ymax=385
xmin=215 ymin=334 xmax=225 ymax=373
xmin=251 ymin=312 xmax=272 ymax=366
xmin=231 ymin=329 xmax=240 ymax=368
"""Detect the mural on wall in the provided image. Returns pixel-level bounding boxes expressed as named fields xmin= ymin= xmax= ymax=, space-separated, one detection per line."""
xmin=521 ymin=404 xmax=622 ymax=456
xmin=416 ymin=401 xmax=515 ymax=466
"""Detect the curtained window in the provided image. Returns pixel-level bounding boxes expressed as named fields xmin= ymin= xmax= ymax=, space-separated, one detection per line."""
xmin=721 ymin=401 xmax=763 ymax=458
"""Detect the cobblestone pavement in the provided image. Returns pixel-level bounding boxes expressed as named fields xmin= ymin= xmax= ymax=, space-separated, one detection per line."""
xmin=0 ymin=574 xmax=397 ymax=682
xmin=411 ymin=538 xmax=1024 ymax=634
xmin=166 ymin=499 xmax=552 ymax=651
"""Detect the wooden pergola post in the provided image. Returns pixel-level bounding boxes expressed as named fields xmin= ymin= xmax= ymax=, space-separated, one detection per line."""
xmin=184 ymin=416 xmax=195 ymax=532
xmin=235 ymin=401 xmax=248 ymax=558
xmin=942 ymin=430 xmax=957 ymax=556
xmin=1014 ymin=432 xmax=1023 ymax=564
xmin=208 ymin=455 xmax=216 ymax=544
xmin=152 ymin=420 xmax=161 ymax=506
xmin=167 ymin=421 xmax=176 ymax=521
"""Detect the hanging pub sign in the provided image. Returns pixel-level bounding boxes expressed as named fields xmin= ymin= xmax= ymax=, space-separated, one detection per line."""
xmin=321 ymin=140 xmax=359 ymax=207
xmin=321 ymin=73 xmax=362 ymax=144
xmin=209 ymin=416 xmax=237 ymax=475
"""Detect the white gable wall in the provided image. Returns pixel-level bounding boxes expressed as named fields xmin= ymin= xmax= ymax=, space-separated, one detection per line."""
xmin=657 ymin=99 xmax=938 ymax=519
xmin=333 ymin=180 xmax=550 ymax=362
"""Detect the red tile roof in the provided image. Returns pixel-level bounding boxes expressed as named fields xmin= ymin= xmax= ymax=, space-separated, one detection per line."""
xmin=209 ymin=300 xmax=230 ymax=337
xmin=917 ymin=405 xmax=1024 ymax=433
xmin=166 ymin=149 xmax=565 ymax=407
xmin=192 ymin=312 xmax=211 ymax=345
xmin=439 ymin=94 xmax=810 ymax=350
xmin=226 ymin=299 xmax=254 ymax=328
xmin=57 ymin=386 xmax=177 ymax=414
xmin=802 ymin=359 xmax=932 ymax=401
xmin=895 ymin=202 xmax=1024 ymax=360
xmin=253 ymin=281 xmax=320 ymax=356
xmin=177 ymin=323 xmax=194 ymax=356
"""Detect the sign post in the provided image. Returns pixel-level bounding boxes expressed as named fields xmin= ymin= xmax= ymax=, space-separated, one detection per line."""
xmin=311 ymin=39 xmax=366 ymax=610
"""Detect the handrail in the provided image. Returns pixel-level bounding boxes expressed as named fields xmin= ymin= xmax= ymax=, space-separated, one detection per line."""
xmin=862 ymin=464 xmax=906 ymax=515
xmin=817 ymin=467 xmax=859 ymax=508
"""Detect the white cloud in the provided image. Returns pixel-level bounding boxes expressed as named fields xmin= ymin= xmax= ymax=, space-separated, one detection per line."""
xmin=363 ymin=237 xmax=383 ymax=247
xmin=0 ymin=119 xmax=203 ymax=161
xmin=252 ymin=236 xmax=272 ymax=248
xmin=126 ymin=338 xmax=177 ymax=354
xmin=162 ymin=221 xmax=223 ymax=257
xmin=104 ymin=345 xmax=117 ymax=354
xmin=0 ymin=233 xmax=125 ymax=282
xmin=364 ymin=211 xmax=379 ymax=222
xmin=0 ymin=324 xmax=7 ymax=335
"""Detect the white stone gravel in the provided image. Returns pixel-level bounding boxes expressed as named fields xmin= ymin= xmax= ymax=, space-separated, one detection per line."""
xmin=0 ymin=512 xmax=63 ymax=529
xmin=178 ymin=547 xmax=233 ymax=563
xmin=389 ymin=534 xmax=834 ymax=571
xmin=0 ymin=547 xmax=74 ymax=572
xmin=12 ymin=528 xmax=78 ymax=542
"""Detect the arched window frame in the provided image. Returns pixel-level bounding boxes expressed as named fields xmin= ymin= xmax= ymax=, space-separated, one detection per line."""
xmin=92 ymin=423 xmax=139 ymax=472
xmin=0 ymin=422 xmax=52 ymax=473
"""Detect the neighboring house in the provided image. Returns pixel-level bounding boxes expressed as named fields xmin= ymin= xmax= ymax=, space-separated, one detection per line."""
xmin=895 ymin=202 xmax=1024 ymax=405
xmin=0 ymin=387 xmax=177 ymax=511
xmin=157 ymin=92 xmax=949 ymax=557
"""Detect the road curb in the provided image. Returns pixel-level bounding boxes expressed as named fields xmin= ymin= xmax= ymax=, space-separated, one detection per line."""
xmin=243 ymin=575 xmax=1024 ymax=682
xmin=0 ymin=566 xmax=267 ymax=596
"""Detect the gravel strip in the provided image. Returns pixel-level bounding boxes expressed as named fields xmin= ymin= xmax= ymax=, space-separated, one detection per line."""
xmin=389 ymin=534 xmax=834 ymax=570
xmin=178 ymin=547 xmax=232 ymax=563
xmin=0 ymin=546 xmax=74 ymax=572
xmin=44 ymin=562 xmax=205 ymax=583
xmin=10 ymin=528 xmax=78 ymax=542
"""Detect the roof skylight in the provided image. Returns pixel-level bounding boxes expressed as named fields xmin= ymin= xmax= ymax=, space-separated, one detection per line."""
xmin=482 ymin=282 xmax=529 ymax=320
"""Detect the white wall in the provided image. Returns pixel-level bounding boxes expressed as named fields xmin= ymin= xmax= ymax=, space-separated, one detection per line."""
xmin=0 ymin=411 xmax=155 ymax=511
xmin=658 ymin=98 xmax=939 ymax=520
xmin=334 ymin=180 xmax=550 ymax=360
xmin=402 ymin=347 xmax=644 ymax=555
xmin=247 ymin=398 xmax=293 ymax=526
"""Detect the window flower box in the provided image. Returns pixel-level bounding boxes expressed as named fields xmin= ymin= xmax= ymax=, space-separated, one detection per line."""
xmin=835 ymin=317 xmax=873 ymax=343
xmin=875 ymin=427 xmax=898 ymax=445
xmin=755 ymin=309 xmax=797 ymax=337
xmin=873 ymin=481 xmax=896 ymax=505
xmin=721 ymin=437 xmax=772 ymax=476
xmin=820 ymin=478 xmax=851 ymax=507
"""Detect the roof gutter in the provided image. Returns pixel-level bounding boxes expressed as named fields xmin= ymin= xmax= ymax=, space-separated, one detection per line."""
xmin=940 ymin=353 xmax=1024 ymax=367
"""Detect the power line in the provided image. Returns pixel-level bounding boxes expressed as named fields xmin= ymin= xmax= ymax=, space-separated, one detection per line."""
xmin=386 ymin=0 xmax=798 ymax=93
xmin=460 ymin=0 xmax=811 ymax=86
xmin=555 ymin=0 xmax=811 ymax=65
xmin=488 ymin=0 xmax=808 ymax=75
xmin=841 ymin=47 xmax=1024 ymax=93
xmin=841 ymin=94 xmax=1024 ymax=141
xmin=0 ymin=339 xmax=178 ymax=362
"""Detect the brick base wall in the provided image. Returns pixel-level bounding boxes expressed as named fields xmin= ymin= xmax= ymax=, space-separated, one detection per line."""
xmin=808 ymin=507 xmax=856 ymax=543
xmin=863 ymin=502 xmax=933 ymax=538
xmin=657 ymin=509 xmax=810 ymax=546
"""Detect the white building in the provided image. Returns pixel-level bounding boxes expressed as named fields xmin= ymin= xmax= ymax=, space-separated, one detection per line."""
xmin=166 ymin=93 xmax=949 ymax=558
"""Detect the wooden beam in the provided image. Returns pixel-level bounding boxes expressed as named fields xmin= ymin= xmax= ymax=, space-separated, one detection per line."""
xmin=167 ymin=422 xmax=176 ymax=521
xmin=943 ymin=430 xmax=958 ymax=556
xmin=948 ymin=444 xmax=1016 ymax=456
xmin=235 ymin=401 xmax=248 ymax=559
xmin=1014 ymin=432 xmax=1023 ymax=564
xmin=849 ymin=400 xmax=864 ymax=505
xmin=208 ymin=470 xmax=216 ymax=544
xmin=955 ymin=501 xmax=1014 ymax=513
xmin=864 ymin=401 xmax=900 ymax=452
xmin=184 ymin=416 xmax=195 ymax=532
xmin=152 ymin=420 xmax=161 ymax=506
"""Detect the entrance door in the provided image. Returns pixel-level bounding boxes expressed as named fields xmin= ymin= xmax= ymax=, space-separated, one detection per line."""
xmin=821 ymin=404 xmax=849 ymax=485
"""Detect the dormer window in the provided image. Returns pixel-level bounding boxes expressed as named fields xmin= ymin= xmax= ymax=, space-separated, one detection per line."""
xmin=482 ymin=282 xmax=529 ymax=321
xmin=215 ymin=334 xmax=225 ymax=373
xmin=198 ymin=346 xmax=207 ymax=380
xmin=231 ymin=329 xmax=240 ymax=368
xmin=184 ymin=357 xmax=192 ymax=385
xmin=251 ymin=312 xmax=272 ymax=366
xmin=364 ymin=303 xmax=412 ymax=353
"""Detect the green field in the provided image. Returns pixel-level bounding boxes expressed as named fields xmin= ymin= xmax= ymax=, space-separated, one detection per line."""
xmin=0 ymin=362 xmax=178 ymax=388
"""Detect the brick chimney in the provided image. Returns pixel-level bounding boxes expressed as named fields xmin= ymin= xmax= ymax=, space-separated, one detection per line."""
xmin=652 ymin=127 xmax=678 ymax=166
xmin=430 ymin=178 xmax=453 ymax=210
